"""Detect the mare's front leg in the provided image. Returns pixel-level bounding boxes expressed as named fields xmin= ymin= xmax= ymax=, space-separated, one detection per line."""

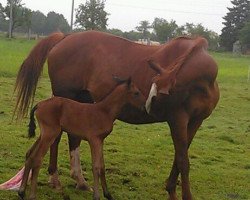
xmin=90 ymin=138 xmax=113 ymax=200
xmin=166 ymin=117 xmax=203 ymax=200
xmin=167 ymin=111 xmax=193 ymax=200
xmin=68 ymin=134 xmax=91 ymax=191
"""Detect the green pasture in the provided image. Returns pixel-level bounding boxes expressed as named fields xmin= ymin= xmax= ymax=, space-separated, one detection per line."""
xmin=0 ymin=36 xmax=249 ymax=200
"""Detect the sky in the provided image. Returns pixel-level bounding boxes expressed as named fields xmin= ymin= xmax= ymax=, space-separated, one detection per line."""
xmin=0 ymin=0 xmax=233 ymax=34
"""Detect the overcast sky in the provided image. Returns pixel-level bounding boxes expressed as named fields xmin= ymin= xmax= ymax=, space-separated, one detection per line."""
xmin=0 ymin=0 xmax=232 ymax=34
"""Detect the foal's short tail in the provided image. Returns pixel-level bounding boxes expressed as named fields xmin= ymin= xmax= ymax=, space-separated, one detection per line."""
xmin=28 ymin=105 xmax=38 ymax=138
xmin=14 ymin=32 xmax=65 ymax=119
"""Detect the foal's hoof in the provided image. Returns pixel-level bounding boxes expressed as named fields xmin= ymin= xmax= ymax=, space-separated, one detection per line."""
xmin=76 ymin=183 xmax=93 ymax=192
xmin=18 ymin=190 xmax=25 ymax=200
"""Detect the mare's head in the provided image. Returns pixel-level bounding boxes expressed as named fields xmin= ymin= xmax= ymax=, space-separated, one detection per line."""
xmin=147 ymin=59 xmax=177 ymax=96
xmin=145 ymin=59 xmax=178 ymax=114
xmin=113 ymin=76 xmax=146 ymax=110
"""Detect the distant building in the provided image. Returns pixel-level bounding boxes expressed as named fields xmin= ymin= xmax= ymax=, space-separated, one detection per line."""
xmin=136 ymin=38 xmax=160 ymax=46
xmin=233 ymin=41 xmax=241 ymax=54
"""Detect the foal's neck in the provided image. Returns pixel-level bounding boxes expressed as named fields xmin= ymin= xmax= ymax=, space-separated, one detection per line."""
xmin=99 ymin=85 xmax=128 ymax=120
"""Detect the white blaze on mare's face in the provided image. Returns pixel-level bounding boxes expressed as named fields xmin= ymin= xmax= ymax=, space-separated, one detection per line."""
xmin=145 ymin=83 xmax=157 ymax=114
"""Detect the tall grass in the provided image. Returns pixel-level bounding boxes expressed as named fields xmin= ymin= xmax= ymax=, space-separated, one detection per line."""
xmin=0 ymin=37 xmax=249 ymax=200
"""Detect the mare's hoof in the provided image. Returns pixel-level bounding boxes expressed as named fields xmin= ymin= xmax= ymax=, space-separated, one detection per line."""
xmin=93 ymin=196 xmax=100 ymax=200
xmin=48 ymin=179 xmax=62 ymax=190
xmin=104 ymin=192 xmax=114 ymax=200
xmin=48 ymin=182 xmax=62 ymax=190
xmin=48 ymin=173 xmax=62 ymax=190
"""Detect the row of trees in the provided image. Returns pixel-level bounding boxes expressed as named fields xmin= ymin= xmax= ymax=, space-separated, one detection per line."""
xmin=220 ymin=0 xmax=250 ymax=51
xmin=0 ymin=0 xmax=70 ymax=37
xmin=0 ymin=0 xmax=249 ymax=52
xmin=1 ymin=0 xmax=219 ymax=49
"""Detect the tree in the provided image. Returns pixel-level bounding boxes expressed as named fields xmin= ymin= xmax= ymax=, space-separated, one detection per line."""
xmin=75 ymin=0 xmax=108 ymax=31
xmin=123 ymin=30 xmax=142 ymax=41
xmin=107 ymin=28 xmax=124 ymax=37
xmin=31 ymin=11 xmax=46 ymax=35
xmin=44 ymin=11 xmax=70 ymax=34
xmin=4 ymin=0 xmax=24 ymax=37
xmin=136 ymin=20 xmax=152 ymax=39
xmin=0 ymin=3 xmax=4 ymax=18
xmin=0 ymin=3 xmax=8 ymax=31
xmin=220 ymin=0 xmax=250 ymax=51
xmin=239 ymin=22 xmax=250 ymax=50
xmin=152 ymin=18 xmax=178 ymax=42
xmin=21 ymin=7 xmax=32 ymax=38
xmin=184 ymin=23 xmax=210 ymax=38
xmin=184 ymin=23 xmax=219 ymax=51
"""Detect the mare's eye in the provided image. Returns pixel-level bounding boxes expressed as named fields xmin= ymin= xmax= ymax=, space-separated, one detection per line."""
xmin=134 ymin=91 xmax=140 ymax=96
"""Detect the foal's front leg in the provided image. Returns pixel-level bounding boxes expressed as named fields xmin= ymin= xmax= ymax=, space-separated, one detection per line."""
xmin=68 ymin=134 xmax=91 ymax=191
xmin=90 ymin=138 xmax=113 ymax=200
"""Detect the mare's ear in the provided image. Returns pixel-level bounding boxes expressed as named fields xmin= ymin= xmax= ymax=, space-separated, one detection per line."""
xmin=126 ymin=77 xmax=132 ymax=88
xmin=147 ymin=59 xmax=164 ymax=74
xmin=113 ymin=75 xmax=126 ymax=84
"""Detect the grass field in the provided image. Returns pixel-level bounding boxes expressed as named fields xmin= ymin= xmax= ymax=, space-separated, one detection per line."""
xmin=0 ymin=36 xmax=249 ymax=200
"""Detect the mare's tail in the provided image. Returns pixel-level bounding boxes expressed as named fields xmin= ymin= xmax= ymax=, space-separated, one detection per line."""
xmin=14 ymin=32 xmax=65 ymax=119
xmin=28 ymin=104 xmax=38 ymax=138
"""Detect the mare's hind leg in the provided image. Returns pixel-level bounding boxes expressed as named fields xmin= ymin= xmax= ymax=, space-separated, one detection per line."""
xmin=89 ymin=138 xmax=113 ymax=200
xmin=166 ymin=117 xmax=202 ymax=200
xmin=48 ymin=133 xmax=63 ymax=189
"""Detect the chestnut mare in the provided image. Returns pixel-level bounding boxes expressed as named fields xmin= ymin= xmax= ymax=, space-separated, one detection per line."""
xmin=18 ymin=78 xmax=145 ymax=200
xmin=15 ymin=31 xmax=219 ymax=200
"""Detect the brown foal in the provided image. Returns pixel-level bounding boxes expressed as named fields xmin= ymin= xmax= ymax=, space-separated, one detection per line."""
xmin=18 ymin=78 xmax=146 ymax=200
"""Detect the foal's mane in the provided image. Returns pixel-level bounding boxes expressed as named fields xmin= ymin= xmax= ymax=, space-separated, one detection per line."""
xmin=98 ymin=77 xmax=130 ymax=102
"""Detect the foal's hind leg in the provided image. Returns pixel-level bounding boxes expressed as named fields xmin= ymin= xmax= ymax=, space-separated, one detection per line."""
xmin=18 ymin=137 xmax=41 ymax=199
xmin=29 ymin=141 xmax=53 ymax=200
xmin=18 ymin=158 xmax=32 ymax=199
xmin=29 ymin=127 xmax=61 ymax=199
xmin=19 ymin=138 xmax=40 ymax=198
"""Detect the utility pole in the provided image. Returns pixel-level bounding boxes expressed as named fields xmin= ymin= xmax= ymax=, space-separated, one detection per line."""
xmin=8 ymin=0 xmax=13 ymax=38
xmin=70 ymin=0 xmax=74 ymax=31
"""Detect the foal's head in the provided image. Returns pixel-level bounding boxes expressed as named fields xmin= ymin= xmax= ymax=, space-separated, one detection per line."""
xmin=113 ymin=77 xmax=146 ymax=110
